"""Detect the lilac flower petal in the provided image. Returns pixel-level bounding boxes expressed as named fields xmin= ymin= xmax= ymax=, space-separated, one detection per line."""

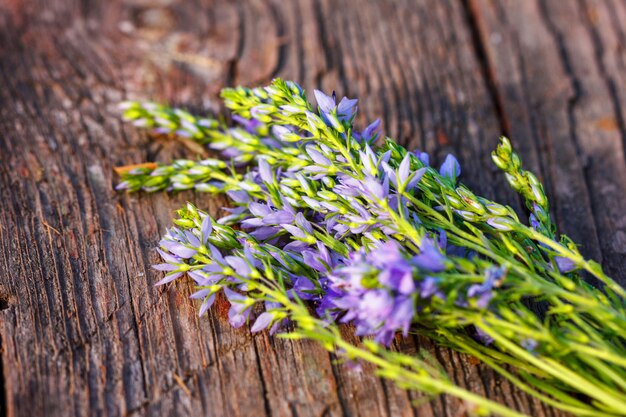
xmin=248 ymin=202 xmax=272 ymax=217
xmin=412 ymin=239 xmax=446 ymax=272
xmin=251 ymin=312 xmax=274 ymax=332
xmin=283 ymin=240 xmax=311 ymax=252
xmin=306 ymin=147 xmax=331 ymax=166
xmin=115 ymin=182 xmax=130 ymax=191
xmin=420 ymin=277 xmax=439 ymax=298
xmin=263 ymin=211 xmax=295 ymax=225
xmin=282 ymin=224 xmax=307 ymax=239
xmin=555 ymin=257 xmax=577 ymax=273
xmin=250 ymin=226 xmax=279 ymax=240
xmin=415 ymin=151 xmax=430 ymax=166
xmin=190 ymin=288 xmax=210 ymax=299
xmin=201 ymin=216 xmax=213 ymax=244
xmin=241 ymin=218 xmax=265 ymax=228
xmin=365 ymin=177 xmax=385 ymax=200
xmin=152 ymin=263 xmax=178 ymax=272
xmin=293 ymin=276 xmax=316 ymax=300
xmin=439 ymin=154 xmax=461 ymax=181
xmin=303 ymin=250 xmax=327 ymax=272
xmin=198 ymin=293 xmax=216 ymax=317
xmin=154 ymin=271 xmax=183 ymax=286
xmin=486 ymin=217 xmax=515 ymax=231
xmin=529 ymin=214 xmax=541 ymax=230
xmin=314 ymin=89 xmax=336 ymax=114
xmin=398 ymin=154 xmax=411 ymax=184
xmin=337 ymin=97 xmax=358 ymax=120
xmin=295 ymin=212 xmax=313 ymax=234
xmin=228 ymin=308 xmax=248 ymax=328
xmin=227 ymin=190 xmax=251 ymax=203
xmin=188 ymin=269 xmax=207 ymax=284
xmin=168 ymin=244 xmax=197 ymax=259
xmin=258 ymin=158 xmax=273 ymax=183
xmin=224 ymin=287 xmax=246 ymax=303
xmin=475 ymin=326 xmax=494 ymax=345
xmin=185 ymin=230 xmax=200 ymax=248
xmin=272 ymin=125 xmax=291 ymax=140
xmin=476 ymin=292 xmax=493 ymax=309
xmin=406 ymin=168 xmax=427 ymax=190
xmin=361 ymin=119 xmax=381 ymax=141
xmin=157 ymin=248 xmax=180 ymax=264
xmin=208 ymin=244 xmax=225 ymax=263
xmin=225 ymin=256 xmax=252 ymax=276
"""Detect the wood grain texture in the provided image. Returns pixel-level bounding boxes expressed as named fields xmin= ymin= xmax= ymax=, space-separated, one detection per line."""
xmin=0 ymin=0 xmax=624 ymax=416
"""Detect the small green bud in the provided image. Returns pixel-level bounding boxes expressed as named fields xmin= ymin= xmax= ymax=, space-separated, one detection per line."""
xmin=499 ymin=136 xmax=512 ymax=154
xmin=318 ymin=190 xmax=338 ymax=201
xmin=455 ymin=210 xmax=481 ymax=222
xmin=491 ymin=153 xmax=508 ymax=170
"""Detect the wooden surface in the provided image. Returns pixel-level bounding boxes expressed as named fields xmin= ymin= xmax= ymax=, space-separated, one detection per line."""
xmin=1 ymin=0 xmax=626 ymax=416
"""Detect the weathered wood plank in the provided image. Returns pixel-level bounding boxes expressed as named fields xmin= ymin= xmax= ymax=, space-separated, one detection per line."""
xmin=0 ymin=1 xmax=624 ymax=416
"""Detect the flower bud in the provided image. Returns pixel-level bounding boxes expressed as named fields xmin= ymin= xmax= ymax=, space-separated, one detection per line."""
xmin=444 ymin=194 xmax=463 ymax=209
xmin=504 ymin=173 xmax=522 ymax=190
xmin=455 ymin=210 xmax=481 ymax=221
xmin=485 ymin=202 xmax=509 ymax=217
xmin=487 ymin=217 xmax=516 ymax=231
xmin=491 ymin=153 xmax=508 ymax=170
xmin=499 ymin=136 xmax=513 ymax=154
xmin=510 ymin=153 xmax=522 ymax=171
xmin=456 ymin=187 xmax=486 ymax=214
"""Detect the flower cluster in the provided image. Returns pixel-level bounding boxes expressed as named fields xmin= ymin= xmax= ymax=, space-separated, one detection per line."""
xmin=118 ymin=79 xmax=626 ymax=417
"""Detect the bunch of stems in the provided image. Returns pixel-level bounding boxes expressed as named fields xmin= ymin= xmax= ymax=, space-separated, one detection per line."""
xmin=118 ymin=79 xmax=626 ymax=416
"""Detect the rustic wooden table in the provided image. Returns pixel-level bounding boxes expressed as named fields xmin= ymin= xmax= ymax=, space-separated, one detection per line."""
xmin=1 ymin=0 xmax=626 ymax=416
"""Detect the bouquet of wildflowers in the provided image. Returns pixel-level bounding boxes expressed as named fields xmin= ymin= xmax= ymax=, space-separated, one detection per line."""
xmin=117 ymin=79 xmax=626 ymax=416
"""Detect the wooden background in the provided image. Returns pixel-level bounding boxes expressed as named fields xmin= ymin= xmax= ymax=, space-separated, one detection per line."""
xmin=1 ymin=0 xmax=626 ymax=416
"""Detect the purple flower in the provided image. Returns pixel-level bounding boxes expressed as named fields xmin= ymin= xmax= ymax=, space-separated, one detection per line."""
xmin=319 ymin=241 xmax=420 ymax=345
xmin=258 ymin=158 xmax=274 ymax=183
xmin=555 ymin=257 xmax=577 ymax=273
xmin=263 ymin=210 xmax=296 ymax=225
xmin=384 ymin=296 xmax=414 ymax=337
xmin=154 ymin=271 xmax=184 ymax=286
xmin=232 ymin=114 xmax=263 ymax=134
xmin=475 ymin=326 xmax=493 ymax=345
xmin=250 ymin=226 xmax=280 ymax=240
xmin=412 ymin=238 xmax=447 ymax=272
xmin=161 ymin=240 xmax=197 ymax=258
xmin=314 ymin=89 xmax=336 ymax=114
xmin=249 ymin=202 xmax=272 ymax=217
xmin=529 ymin=214 xmax=541 ymax=230
xmin=251 ymin=312 xmax=274 ymax=333
xmin=200 ymin=216 xmax=213 ymax=244
xmin=360 ymin=119 xmax=381 ymax=143
xmin=225 ymin=256 xmax=252 ymax=276
xmin=313 ymin=89 xmax=358 ymax=125
xmin=414 ymin=150 xmax=430 ymax=166
xmin=227 ymin=190 xmax=251 ymax=203
xmin=419 ymin=277 xmax=439 ymax=298
xmin=306 ymin=146 xmax=332 ymax=166
xmin=466 ymin=266 xmax=504 ymax=309
xmin=439 ymin=154 xmax=461 ymax=181
xmin=363 ymin=175 xmax=390 ymax=201
xmin=336 ymin=97 xmax=358 ymax=121
xmin=196 ymin=292 xmax=217 ymax=317
xmin=302 ymin=242 xmax=334 ymax=272
xmin=224 ymin=288 xmax=252 ymax=328
xmin=292 ymin=276 xmax=317 ymax=300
